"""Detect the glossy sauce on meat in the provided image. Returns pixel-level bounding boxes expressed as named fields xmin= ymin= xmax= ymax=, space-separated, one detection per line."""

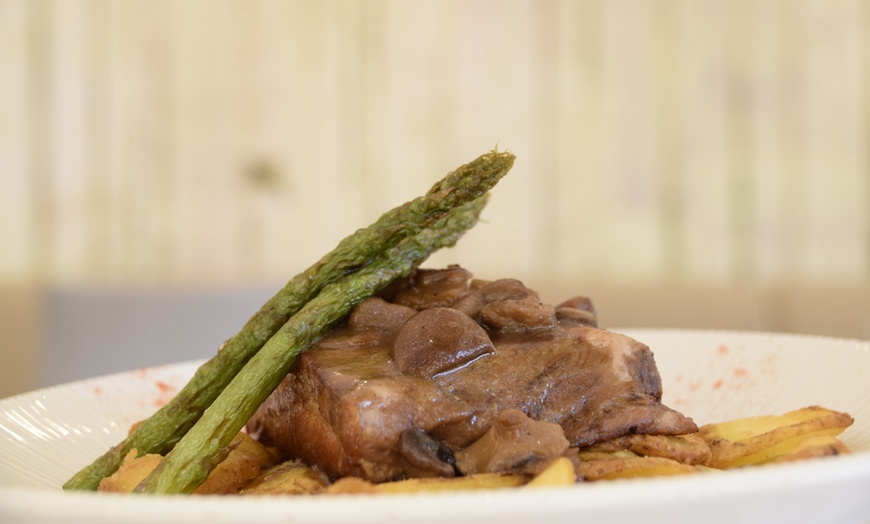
xmin=247 ymin=266 xmax=696 ymax=482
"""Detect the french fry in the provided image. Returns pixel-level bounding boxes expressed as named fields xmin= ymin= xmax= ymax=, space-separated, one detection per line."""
xmin=771 ymin=435 xmax=850 ymax=464
xmin=195 ymin=433 xmax=280 ymax=494
xmin=326 ymin=477 xmax=381 ymax=494
xmin=525 ymin=457 xmax=576 ymax=488
xmin=573 ymin=450 xmax=697 ymax=481
xmin=580 ymin=433 xmax=712 ymax=466
xmin=698 ymin=406 xmax=854 ymax=469
xmin=240 ymin=460 xmax=329 ymax=495
xmin=375 ymin=472 xmax=527 ymax=493
xmin=326 ymin=472 xmax=527 ymax=495
xmin=98 ymin=450 xmax=162 ymax=493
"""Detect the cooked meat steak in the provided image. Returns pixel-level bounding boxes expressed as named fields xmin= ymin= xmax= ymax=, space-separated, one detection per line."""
xmin=247 ymin=266 xmax=697 ymax=482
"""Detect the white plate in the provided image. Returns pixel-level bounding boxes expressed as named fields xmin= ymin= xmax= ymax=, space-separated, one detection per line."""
xmin=1 ymin=329 xmax=869 ymax=524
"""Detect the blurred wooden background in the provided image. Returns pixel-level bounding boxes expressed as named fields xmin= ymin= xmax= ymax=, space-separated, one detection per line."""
xmin=2 ymin=0 xmax=867 ymax=286
xmin=1 ymin=0 xmax=869 ymax=395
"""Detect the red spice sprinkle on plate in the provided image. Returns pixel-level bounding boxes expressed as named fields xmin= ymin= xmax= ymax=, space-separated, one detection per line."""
xmin=154 ymin=380 xmax=174 ymax=393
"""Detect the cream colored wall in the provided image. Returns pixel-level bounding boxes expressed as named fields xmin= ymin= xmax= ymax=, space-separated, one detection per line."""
xmin=1 ymin=1 xmax=868 ymax=396
xmin=1 ymin=0 xmax=867 ymax=287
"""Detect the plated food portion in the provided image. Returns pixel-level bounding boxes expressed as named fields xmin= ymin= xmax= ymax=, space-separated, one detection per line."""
xmin=60 ymin=149 xmax=855 ymax=497
xmin=94 ymin=268 xmax=855 ymax=496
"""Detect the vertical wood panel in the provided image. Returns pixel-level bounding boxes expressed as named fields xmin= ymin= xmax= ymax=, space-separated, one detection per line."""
xmin=751 ymin=0 xmax=786 ymax=282
xmin=865 ymin=0 xmax=870 ymax=278
xmin=598 ymin=0 xmax=661 ymax=279
xmin=26 ymin=0 xmax=54 ymax=282
xmin=331 ymin=0 xmax=367 ymax=237
xmin=553 ymin=0 xmax=604 ymax=281
xmin=82 ymin=0 xmax=119 ymax=282
xmin=95 ymin=0 xmax=177 ymax=283
xmin=237 ymin=0 xmax=300 ymax=279
xmin=170 ymin=0 xmax=242 ymax=282
xmin=800 ymin=0 xmax=866 ymax=279
xmin=524 ymin=1 xmax=561 ymax=275
xmin=724 ymin=0 xmax=757 ymax=282
xmin=682 ymin=0 xmax=730 ymax=281
xmin=654 ymin=0 xmax=687 ymax=280
xmin=234 ymin=0 xmax=269 ymax=279
xmin=0 ymin=0 xmax=31 ymax=280
xmin=775 ymin=0 xmax=809 ymax=282
xmin=50 ymin=0 xmax=88 ymax=281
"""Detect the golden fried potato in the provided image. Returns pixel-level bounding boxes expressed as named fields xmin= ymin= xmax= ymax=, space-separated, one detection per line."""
xmin=698 ymin=406 xmax=854 ymax=469
xmin=240 ymin=460 xmax=329 ymax=495
xmin=327 ymin=472 xmax=528 ymax=494
xmin=771 ymin=435 xmax=850 ymax=464
xmin=326 ymin=477 xmax=381 ymax=495
xmin=194 ymin=433 xmax=280 ymax=494
xmin=98 ymin=450 xmax=162 ymax=493
xmin=98 ymin=432 xmax=279 ymax=495
xmin=573 ymin=450 xmax=697 ymax=481
xmin=576 ymin=449 xmax=637 ymax=462
xmin=580 ymin=433 xmax=712 ymax=466
xmin=524 ymin=457 xmax=577 ymax=488
xmin=377 ymin=472 xmax=527 ymax=493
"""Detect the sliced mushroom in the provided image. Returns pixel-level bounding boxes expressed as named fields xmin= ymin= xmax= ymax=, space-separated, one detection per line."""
xmin=348 ymin=297 xmax=417 ymax=333
xmin=391 ymin=266 xmax=473 ymax=310
xmin=391 ymin=307 xmax=495 ymax=379
xmin=454 ymin=409 xmax=570 ymax=476
xmin=397 ymin=428 xmax=457 ymax=478
xmin=555 ymin=296 xmax=598 ymax=327
xmin=480 ymin=297 xmax=556 ymax=333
